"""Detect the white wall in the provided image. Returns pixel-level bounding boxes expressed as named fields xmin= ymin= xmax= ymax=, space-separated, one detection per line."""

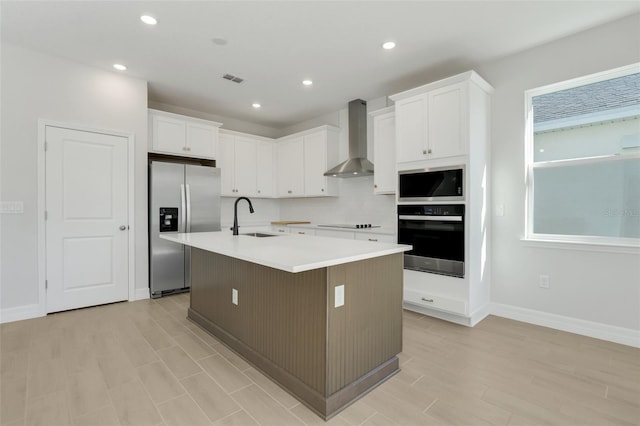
xmin=0 ymin=43 xmax=148 ymax=312
xmin=476 ymin=13 xmax=640 ymax=331
xmin=280 ymin=177 xmax=396 ymax=228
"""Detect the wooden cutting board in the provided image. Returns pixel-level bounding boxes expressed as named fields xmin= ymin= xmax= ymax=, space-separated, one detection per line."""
xmin=270 ymin=221 xmax=311 ymax=225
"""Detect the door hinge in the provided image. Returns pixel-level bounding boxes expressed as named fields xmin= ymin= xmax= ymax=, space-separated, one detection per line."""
xmin=44 ymin=141 xmax=48 ymax=151
xmin=44 ymin=210 xmax=48 ymax=220
xmin=45 ymin=280 xmax=48 ymax=289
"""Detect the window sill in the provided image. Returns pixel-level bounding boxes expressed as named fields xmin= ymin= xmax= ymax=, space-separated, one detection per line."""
xmin=521 ymin=237 xmax=640 ymax=254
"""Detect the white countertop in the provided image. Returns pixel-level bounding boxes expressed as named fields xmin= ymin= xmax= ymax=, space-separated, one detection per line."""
xmin=160 ymin=231 xmax=411 ymax=273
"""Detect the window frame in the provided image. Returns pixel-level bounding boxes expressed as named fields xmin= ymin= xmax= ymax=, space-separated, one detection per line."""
xmin=524 ymin=63 xmax=640 ymax=248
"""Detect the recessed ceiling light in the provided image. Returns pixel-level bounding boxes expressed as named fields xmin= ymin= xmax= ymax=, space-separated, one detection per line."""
xmin=252 ymin=103 xmax=261 ymax=109
xmin=140 ymin=15 xmax=157 ymax=25
xmin=113 ymin=64 xmax=127 ymax=71
xmin=382 ymin=41 xmax=396 ymax=50
xmin=302 ymin=79 xmax=313 ymax=86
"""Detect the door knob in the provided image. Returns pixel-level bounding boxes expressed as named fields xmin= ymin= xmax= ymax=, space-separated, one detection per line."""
xmin=119 ymin=225 xmax=127 ymax=231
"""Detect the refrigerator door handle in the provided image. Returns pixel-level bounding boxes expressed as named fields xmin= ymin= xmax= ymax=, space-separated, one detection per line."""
xmin=185 ymin=184 xmax=192 ymax=232
xmin=180 ymin=183 xmax=186 ymax=232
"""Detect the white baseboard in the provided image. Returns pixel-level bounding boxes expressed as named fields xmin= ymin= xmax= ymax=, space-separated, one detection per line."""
xmin=0 ymin=303 xmax=42 ymax=324
xmin=134 ymin=287 xmax=150 ymax=301
xmin=491 ymin=303 xmax=640 ymax=348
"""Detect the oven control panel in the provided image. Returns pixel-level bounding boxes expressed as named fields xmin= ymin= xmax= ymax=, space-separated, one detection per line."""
xmin=398 ymin=204 xmax=464 ymax=217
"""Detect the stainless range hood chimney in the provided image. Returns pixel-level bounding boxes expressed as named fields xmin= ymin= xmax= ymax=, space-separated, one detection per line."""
xmin=324 ymin=99 xmax=374 ymax=178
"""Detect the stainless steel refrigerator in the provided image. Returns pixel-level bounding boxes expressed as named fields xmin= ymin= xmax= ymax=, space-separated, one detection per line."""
xmin=149 ymin=159 xmax=221 ymax=298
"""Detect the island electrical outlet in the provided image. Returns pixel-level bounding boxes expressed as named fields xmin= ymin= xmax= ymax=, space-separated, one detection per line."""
xmin=232 ymin=288 xmax=238 ymax=305
xmin=334 ymin=285 xmax=344 ymax=308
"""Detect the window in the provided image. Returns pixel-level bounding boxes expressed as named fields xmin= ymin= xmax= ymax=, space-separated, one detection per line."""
xmin=525 ymin=64 xmax=640 ymax=246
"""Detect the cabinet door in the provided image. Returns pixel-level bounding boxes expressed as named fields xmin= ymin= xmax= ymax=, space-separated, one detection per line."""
xmin=277 ymin=138 xmax=304 ymax=197
xmin=315 ymin=229 xmax=355 ymax=239
xmin=395 ymin=96 xmax=427 ymax=163
xmin=218 ymin=133 xmax=235 ymax=196
xmin=256 ymin=141 xmax=274 ymax=197
xmin=303 ymin=131 xmax=329 ymax=196
xmin=428 ymin=83 xmax=467 ymax=159
xmin=233 ymin=136 xmax=257 ymax=196
xmin=354 ymin=232 xmax=394 ymax=243
xmin=153 ymin=115 xmax=186 ymax=154
xmin=373 ymin=112 xmax=396 ymax=194
xmin=187 ymin=122 xmax=217 ymax=159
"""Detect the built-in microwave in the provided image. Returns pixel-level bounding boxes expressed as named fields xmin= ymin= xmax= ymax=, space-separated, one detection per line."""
xmin=398 ymin=166 xmax=464 ymax=202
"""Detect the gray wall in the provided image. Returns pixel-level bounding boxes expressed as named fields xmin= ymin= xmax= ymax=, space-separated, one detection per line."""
xmin=0 ymin=42 xmax=149 ymax=310
xmin=477 ymin=13 xmax=640 ymax=330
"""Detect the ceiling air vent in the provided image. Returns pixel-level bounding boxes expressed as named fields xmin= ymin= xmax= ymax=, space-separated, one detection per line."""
xmin=222 ymin=73 xmax=244 ymax=84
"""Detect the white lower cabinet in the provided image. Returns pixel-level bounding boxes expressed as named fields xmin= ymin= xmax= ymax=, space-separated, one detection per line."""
xmin=315 ymin=229 xmax=355 ymax=239
xmin=354 ymin=232 xmax=394 ymax=243
xmin=404 ymin=288 xmax=467 ymax=316
xmin=271 ymin=226 xmax=290 ymax=234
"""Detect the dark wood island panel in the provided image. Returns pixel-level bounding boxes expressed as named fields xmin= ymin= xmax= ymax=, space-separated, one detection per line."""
xmin=188 ymin=248 xmax=403 ymax=419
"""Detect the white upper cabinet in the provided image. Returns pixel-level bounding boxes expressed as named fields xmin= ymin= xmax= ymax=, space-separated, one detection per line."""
xmin=149 ymin=109 xmax=221 ymax=159
xmin=219 ymin=130 xmax=276 ymax=198
xmin=303 ymin=131 xmax=330 ymax=196
xmin=276 ymin=126 xmax=339 ymax=197
xmin=428 ymin=83 xmax=467 ymax=159
xmin=390 ymin=72 xmax=491 ymax=164
xmin=256 ymin=141 xmax=274 ymax=197
xmin=276 ymin=136 xmax=305 ymax=197
xmin=370 ymin=107 xmax=396 ymax=194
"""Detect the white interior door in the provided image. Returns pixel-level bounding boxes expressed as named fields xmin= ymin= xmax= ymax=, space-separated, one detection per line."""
xmin=45 ymin=126 xmax=129 ymax=313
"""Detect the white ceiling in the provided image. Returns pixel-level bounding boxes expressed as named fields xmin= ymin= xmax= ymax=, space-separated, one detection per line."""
xmin=2 ymin=1 xmax=638 ymax=128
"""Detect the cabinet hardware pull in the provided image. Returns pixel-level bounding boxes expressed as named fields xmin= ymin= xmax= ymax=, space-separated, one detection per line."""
xmin=298 ymin=232 xmax=305 ymax=234
xmin=374 ymin=184 xmax=378 ymax=188
xmin=278 ymin=229 xmax=285 ymax=232
xmin=422 ymin=149 xmax=427 ymax=155
xmin=428 ymin=148 xmax=432 ymax=154
xmin=257 ymin=190 xmax=261 ymax=194
xmin=368 ymin=238 xmax=378 ymax=242
xmin=288 ymin=190 xmax=292 ymax=194
xmin=321 ymin=188 xmax=324 ymax=192
xmin=421 ymin=297 xmax=434 ymax=303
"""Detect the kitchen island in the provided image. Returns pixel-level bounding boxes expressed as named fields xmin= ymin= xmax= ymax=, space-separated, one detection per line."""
xmin=161 ymin=231 xmax=411 ymax=419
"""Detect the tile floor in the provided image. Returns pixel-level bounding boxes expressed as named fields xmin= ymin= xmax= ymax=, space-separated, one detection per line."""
xmin=1 ymin=293 xmax=638 ymax=425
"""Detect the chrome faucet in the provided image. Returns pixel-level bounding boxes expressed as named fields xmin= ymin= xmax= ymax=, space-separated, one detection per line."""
xmin=232 ymin=197 xmax=254 ymax=235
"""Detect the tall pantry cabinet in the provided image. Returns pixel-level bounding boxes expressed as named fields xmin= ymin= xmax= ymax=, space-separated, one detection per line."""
xmin=390 ymin=70 xmax=494 ymax=326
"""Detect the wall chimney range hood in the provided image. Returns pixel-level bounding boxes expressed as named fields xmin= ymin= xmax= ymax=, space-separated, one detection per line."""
xmin=324 ymin=99 xmax=374 ymax=178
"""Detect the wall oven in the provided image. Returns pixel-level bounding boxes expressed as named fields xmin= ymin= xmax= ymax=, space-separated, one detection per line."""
xmin=398 ymin=166 xmax=464 ymax=202
xmin=397 ymin=204 xmax=465 ymax=278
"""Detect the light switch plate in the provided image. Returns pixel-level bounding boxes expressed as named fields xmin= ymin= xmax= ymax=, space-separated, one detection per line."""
xmin=0 ymin=201 xmax=24 ymax=214
xmin=335 ymin=285 xmax=344 ymax=308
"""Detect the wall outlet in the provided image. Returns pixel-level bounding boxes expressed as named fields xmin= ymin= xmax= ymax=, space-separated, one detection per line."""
xmin=232 ymin=288 xmax=238 ymax=305
xmin=334 ymin=285 xmax=344 ymax=308
xmin=539 ymin=275 xmax=550 ymax=289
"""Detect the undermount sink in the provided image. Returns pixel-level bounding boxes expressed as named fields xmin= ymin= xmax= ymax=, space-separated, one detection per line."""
xmin=241 ymin=232 xmax=280 ymax=238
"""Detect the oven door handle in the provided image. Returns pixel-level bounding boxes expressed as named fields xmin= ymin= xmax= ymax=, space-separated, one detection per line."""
xmin=398 ymin=215 xmax=463 ymax=222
